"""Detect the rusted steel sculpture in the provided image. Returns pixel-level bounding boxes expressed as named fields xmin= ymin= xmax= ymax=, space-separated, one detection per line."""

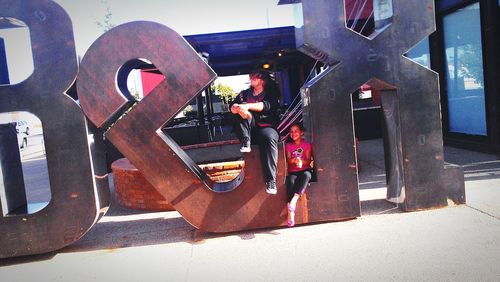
xmin=0 ymin=0 xmax=110 ymax=258
xmin=296 ymin=0 xmax=465 ymax=210
xmin=77 ymin=22 xmax=295 ymax=232
xmin=0 ymin=124 xmax=26 ymax=215
xmin=0 ymin=0 xmax=466 ymax=259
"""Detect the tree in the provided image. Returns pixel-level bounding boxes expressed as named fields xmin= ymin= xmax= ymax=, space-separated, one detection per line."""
xmin=212 ymin=83 xmax=237 ymax=105
xmin=96 ymin=0 xmax=115 ymax=32
xmin=459 ymin=44 xmax=483 ymax=88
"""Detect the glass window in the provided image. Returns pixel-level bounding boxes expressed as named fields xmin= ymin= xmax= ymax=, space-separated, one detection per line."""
xmin=443 ymin=2 xmax=486 ymax=136
xmin=293 ymin=2 xmax=304 ymax=28
xmin=406 ymin=37 xmax=430 ymax=69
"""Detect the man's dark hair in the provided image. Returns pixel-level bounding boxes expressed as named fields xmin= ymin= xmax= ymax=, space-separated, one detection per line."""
xmin=250 ymin=70 xmax=281 ymax=99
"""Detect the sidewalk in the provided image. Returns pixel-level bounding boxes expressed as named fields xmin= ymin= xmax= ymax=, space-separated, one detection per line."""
xmin=1 ymin=139 xmax=499 ymax=281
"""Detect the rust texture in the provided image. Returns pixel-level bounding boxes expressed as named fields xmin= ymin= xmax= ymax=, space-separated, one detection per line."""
xmin=0 ymin=0 xmax=110 ymax=258
xmin=298 ymin=0 xmax=464 ymax=211
xmin=77 ymin=19 xmax=362 ymax=232
xmin=0 ymin=0 xmax=466 ymax=260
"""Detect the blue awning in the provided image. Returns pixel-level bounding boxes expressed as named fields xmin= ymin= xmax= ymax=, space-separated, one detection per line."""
xmin=184 ymin=26 xmax=309 ymax=76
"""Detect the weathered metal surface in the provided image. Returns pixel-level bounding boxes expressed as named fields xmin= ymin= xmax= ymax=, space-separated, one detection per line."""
xmin=0 ymin=0 xmax=467 ymax=259
xmin=78 ymin=22 xmax=297 ymax=232
xmin=0 ymin=124 xmax=26 ymax=215
xmin=0 ymin=0 xmax=109 ymax=258
xmin=297 ymin=0 xmax=465 ymax=211
xmin=380 ymin=90 xmax=404 ymax=203
xmin=301 ymin=71 xmax=361 ymax=221
xmin=0 ymin=37 xmax=9 ymax=84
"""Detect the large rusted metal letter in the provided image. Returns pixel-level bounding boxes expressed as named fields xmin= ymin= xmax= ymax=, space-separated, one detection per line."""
xmin=0 ymin=0 xmax=109 ymax=258
xmin=296 ymin=0 xmax=465 ymax=211
xmin=78 ymin=22 xmax=293 ymax=232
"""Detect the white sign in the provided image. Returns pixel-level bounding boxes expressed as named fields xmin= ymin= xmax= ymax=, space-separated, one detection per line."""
xmin=374 ymin=0 xmax=393 ymax=21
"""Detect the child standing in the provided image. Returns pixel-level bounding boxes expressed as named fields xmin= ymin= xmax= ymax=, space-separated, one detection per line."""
xmin=285 ymin=123 xmax=313 ymax=227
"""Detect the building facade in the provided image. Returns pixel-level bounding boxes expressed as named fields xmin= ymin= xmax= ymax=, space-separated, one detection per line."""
xmin=431 ymin=0 xmax=500 ymax=154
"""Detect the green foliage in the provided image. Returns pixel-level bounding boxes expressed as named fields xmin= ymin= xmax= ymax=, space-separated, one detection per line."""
xmin=212 ymin=83 xmax=237 ymax=104
xmin=183 ymin=105 xmax=196 ymax=116
xmin=459 ymin=44 xmax=483 ymax=87
xmin=96 ymin=1 xmax=115 ymax=32
xmin=129 ymin=89 xmax=141 ymax=101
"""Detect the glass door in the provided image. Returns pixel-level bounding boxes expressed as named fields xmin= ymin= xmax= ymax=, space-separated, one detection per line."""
xmin=443 ymin=2 xmax=486 ymax=136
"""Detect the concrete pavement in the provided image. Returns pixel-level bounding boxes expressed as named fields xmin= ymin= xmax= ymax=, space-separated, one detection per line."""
xmin=1 ymin=139 xmax=499 ymax=281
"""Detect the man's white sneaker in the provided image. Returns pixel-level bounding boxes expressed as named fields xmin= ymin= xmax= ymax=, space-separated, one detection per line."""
xmin=240 ymin=140 xmax=251 ymax=153
xmin=265 ymin=181 xmax=277 ymax=195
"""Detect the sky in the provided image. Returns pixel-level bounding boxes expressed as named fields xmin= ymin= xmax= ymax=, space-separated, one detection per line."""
xmin=1 ymin=1 xmax=296 ymax=125
xmin=54 ymin=0 xmax=296 ymax=56
xmin=1 ymin=0 xmax=297 ymax=85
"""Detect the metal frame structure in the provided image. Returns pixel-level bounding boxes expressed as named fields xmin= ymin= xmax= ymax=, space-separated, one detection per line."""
xmin=0 ymin=0 xmax=109 ymax=258
xmin=0 ymin=0 xmax=468 ymax=258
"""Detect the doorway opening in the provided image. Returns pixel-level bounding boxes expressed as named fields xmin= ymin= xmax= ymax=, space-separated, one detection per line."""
xmin=0 ymin=111 xmax=49 ymax=216
xmin=352 ymin=79 xmax=403 ymax=215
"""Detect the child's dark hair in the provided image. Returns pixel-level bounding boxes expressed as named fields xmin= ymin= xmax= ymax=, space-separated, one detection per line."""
xmin=286 ymin=122 xmax=306 ymax=143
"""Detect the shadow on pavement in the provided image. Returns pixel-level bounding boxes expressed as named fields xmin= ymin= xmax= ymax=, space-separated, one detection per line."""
xmin=61 ymin=202 xmax=283 ymax=254
xmin=3 ymin=139 xmax=498 ymax=265
xmin=444 ymin=146 xmax=500 ymax=181
xmin=0 ymin=252 xmax=56 ymax=267
xmin=361 ymin=199 xmax=401 ymax=216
